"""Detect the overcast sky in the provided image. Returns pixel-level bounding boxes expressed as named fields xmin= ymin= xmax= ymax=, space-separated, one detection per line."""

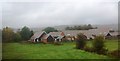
xmin=0 ymin=0 xmax=119 ymax=29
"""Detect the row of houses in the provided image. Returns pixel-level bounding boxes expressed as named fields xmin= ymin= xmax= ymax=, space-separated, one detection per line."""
xmin=29 ymin=28 xmax=119 ymax=43
xmin=30 ymin=31 xmax=65 ymax=43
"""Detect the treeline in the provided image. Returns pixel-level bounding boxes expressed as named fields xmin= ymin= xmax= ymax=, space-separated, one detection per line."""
xmin=2 ymin=26 xmax=34 ymax=42
xmin=65 ymin=24 xmax=97 ymax=30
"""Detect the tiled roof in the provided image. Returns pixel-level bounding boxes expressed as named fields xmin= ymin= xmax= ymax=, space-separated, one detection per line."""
xmin=42 ymin=34 xmax=52 ymax=39
xmin=63 ymin=29 xmax=118 ymax=38
xmin=31 ymin=31 xmax=47 ymax=39
xmin=63 ymin=30 xmax=87 ymax=36
xmin=31 ymin=28 xmax=119 ymax=40
xmin=109 ymin=32 xmax=119 ymax=36
xmin=49 ymin=32 xmax=63 ymax=36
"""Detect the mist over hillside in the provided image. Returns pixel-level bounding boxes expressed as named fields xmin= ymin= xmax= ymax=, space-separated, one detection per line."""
xmin=11 ymin=24 xmax=118 ymax=33
xmin=30 ymin=24 xmax=118 ymax=32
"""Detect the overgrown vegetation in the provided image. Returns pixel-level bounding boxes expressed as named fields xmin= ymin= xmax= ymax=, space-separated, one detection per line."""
xmin=92 ymin=35 xmax=108 ymax=55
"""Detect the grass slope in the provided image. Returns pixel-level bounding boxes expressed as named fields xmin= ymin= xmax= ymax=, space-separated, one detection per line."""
xmin=2 ymin=42 xmax=113 ymax=59
xmin=3 ymin=43 xmax=109 ymax=59
xmin=3 ymin=40 xmax=118 ymax=59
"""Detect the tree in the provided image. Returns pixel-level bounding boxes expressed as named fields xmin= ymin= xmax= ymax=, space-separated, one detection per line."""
xmin=16 ymin=29 xmax=21 ymax=34
xmin=76 ymin=33 xmax=87 ymax=49
xmin=65 ymin=26 xmax=70 ymax=30
xmin=20 ymin=26 xmax=31 ymax=40
xmin=74 ymin=26 xmax=78 ymax=30
xmin=83 ymin=25 xmax=89 ymax=30
xmin=87 ymin=24 xmax=93 ymax=29
xmin=30 ymin=30 xmax=34 ymax=37
xmin=78 ymin=25 xmax=82 ymax=30
xmin=42 ymin=27 xmax=58 ymax=33
xmin=2 ymin=27 xmax=14 ymax=42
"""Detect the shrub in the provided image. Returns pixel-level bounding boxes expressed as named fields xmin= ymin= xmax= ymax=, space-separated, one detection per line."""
xmin=92 ymin=35 xmax=108 ymax=55
xmin=108 ymin=49 xmax=120 ymax=58
xmin=84 ymin=46 xmax=94 ymax=52
xmin=76 ymin=33 xmax=87 ymax=49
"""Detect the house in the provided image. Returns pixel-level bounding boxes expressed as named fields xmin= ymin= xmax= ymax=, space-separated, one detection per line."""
xmin=30 ymin=28 xmax=119 ymax=43
xmin=63 ymin=28 xmax=119 ymax=40
xmin=63 ymin=30 xmax=87 ymax=40
xmin=85 ymin=28 xmax=119 ymax=39
xmin=84 ymin=29 xmax=107 ymax=39
xmin=30 ymin=31 xmax=54 ymax=43
xmin=105 ymin=32 xmax=119 ymax=39
xmin=41 ymin=34 xmax=55 ymax=43
xmin=49 ymin=32 xmax=65 ymax=42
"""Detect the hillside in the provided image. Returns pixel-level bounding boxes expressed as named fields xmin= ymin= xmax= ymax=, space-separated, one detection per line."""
xmin=52 ymin=24 xmax=118 ymax=31
xmin=11 ymin=24 xmax=118 ymax=32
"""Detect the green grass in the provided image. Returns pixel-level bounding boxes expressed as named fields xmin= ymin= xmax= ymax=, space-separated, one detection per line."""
xmin=2 ymin=43 xmax=108 ymax=59
xmin=2 ymin=40 xmax=118 ymax=59
xmin=87 ymin=39 xmax=118 ymax=51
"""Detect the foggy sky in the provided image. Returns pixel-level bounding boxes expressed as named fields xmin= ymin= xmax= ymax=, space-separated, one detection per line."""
xmin=0 ymin=0 xmax=119 ymax=29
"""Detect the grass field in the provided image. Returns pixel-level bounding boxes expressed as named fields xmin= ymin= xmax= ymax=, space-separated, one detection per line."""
xmin=86 ymin=39 xmax=118 ymax=51
xmin=2 ymin=40 xmax=118 ymax=59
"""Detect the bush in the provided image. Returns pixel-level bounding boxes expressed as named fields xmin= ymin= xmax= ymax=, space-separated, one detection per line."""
xmin=108 ymin=49 xmax=120 ymax=58
xmin=84 ymin=46 xmax=94 ymax=52
xmin=92 ymin=35 xmax=108 ymax=54
xmin=13 ymin=33 xmax=22 ymax=42
xmin=76 ymin=33 xmax=87 ymax=49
